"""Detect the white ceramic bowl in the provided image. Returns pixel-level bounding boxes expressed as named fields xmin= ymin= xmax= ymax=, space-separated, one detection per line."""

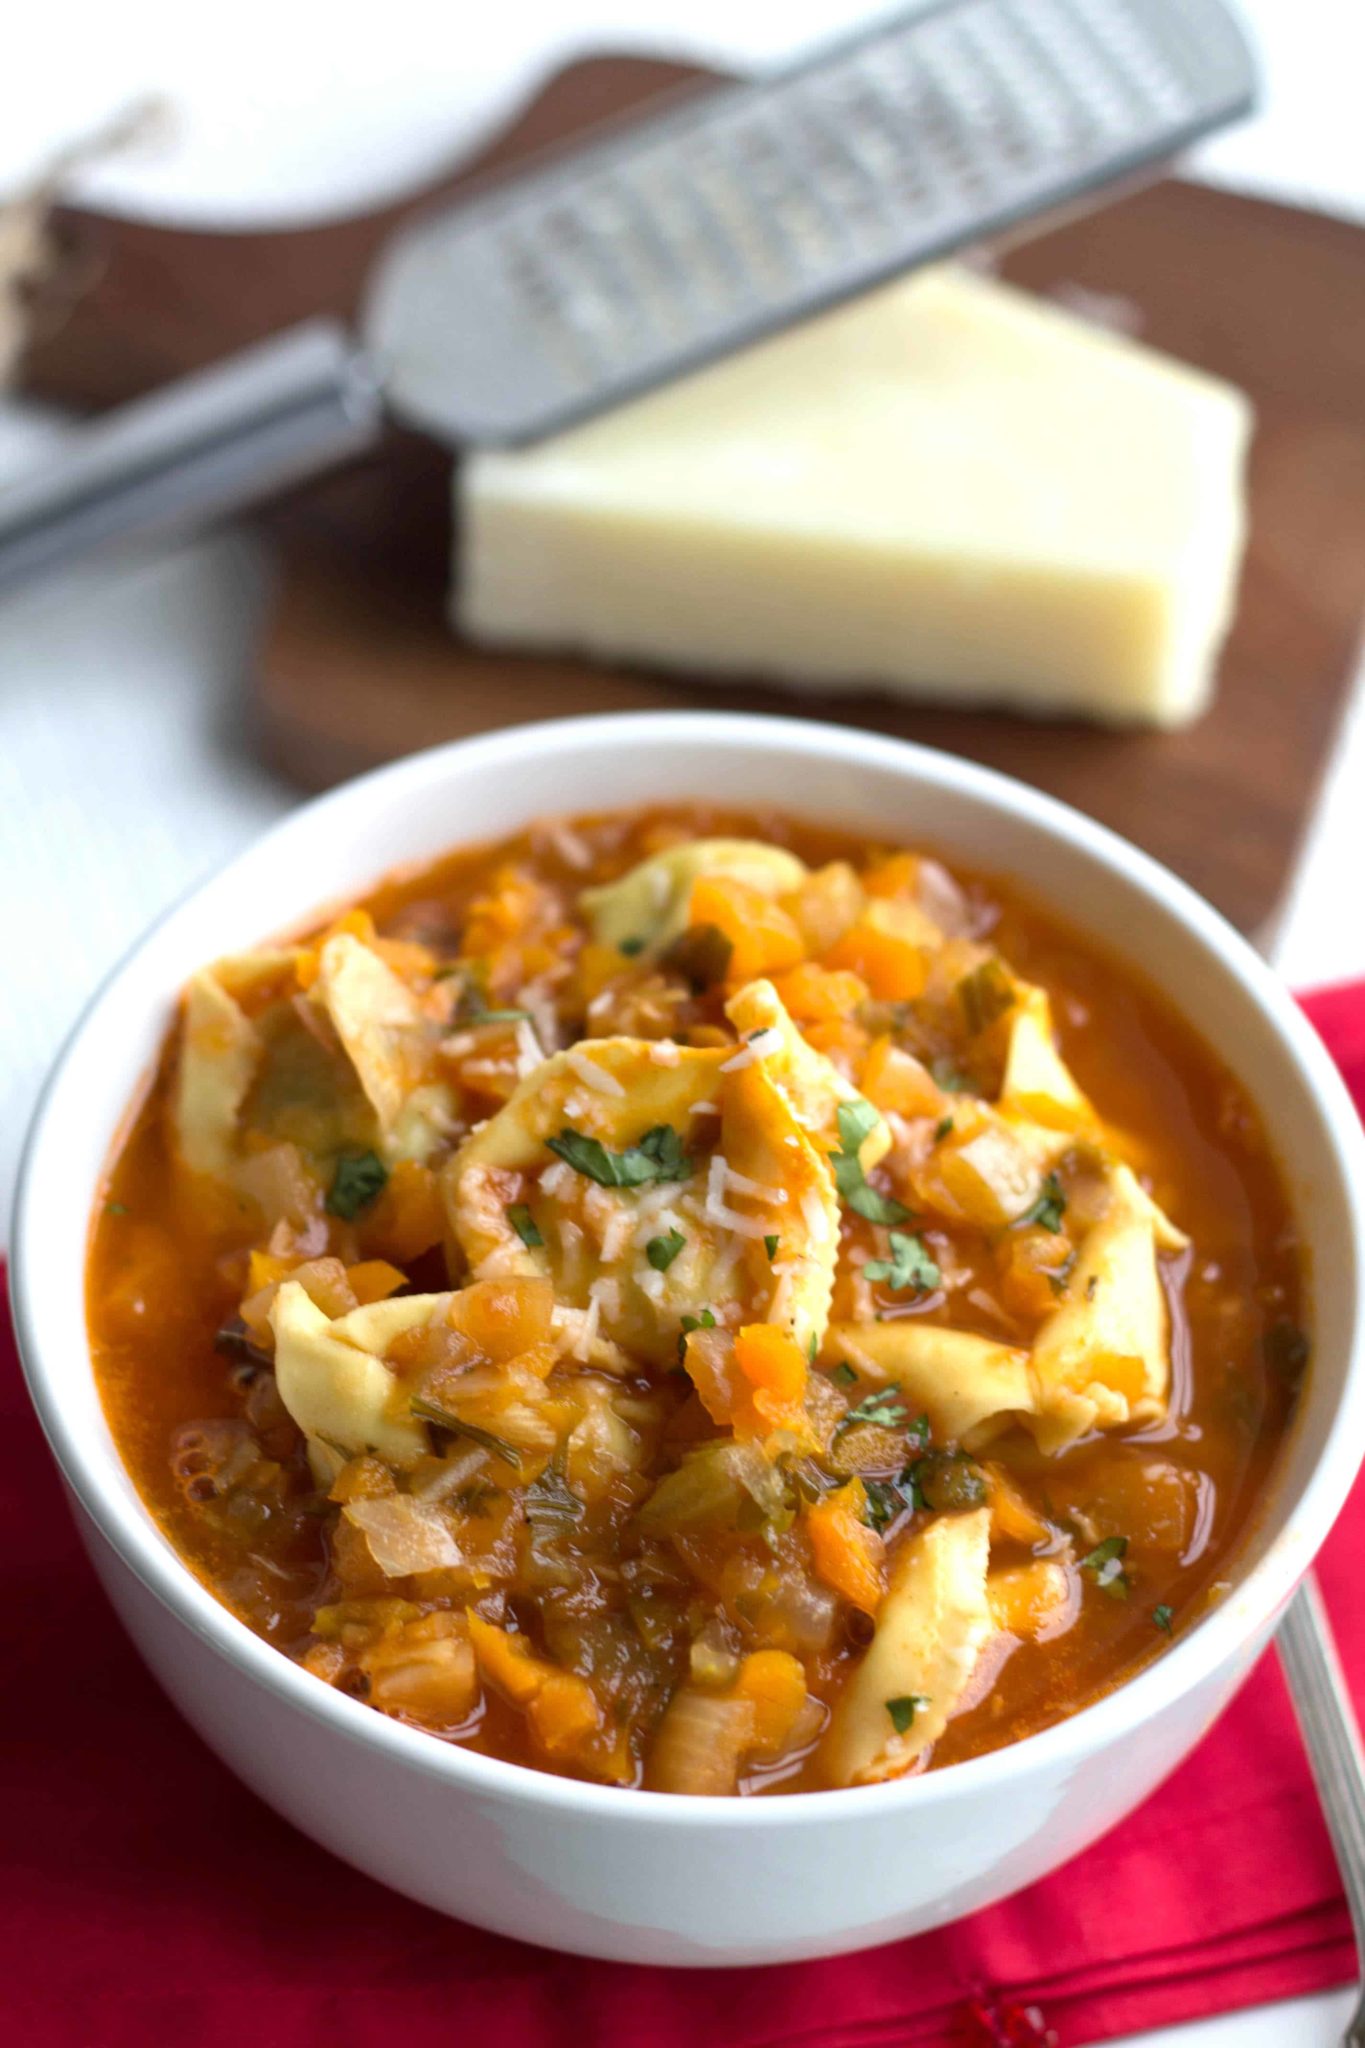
xmin=14 ymin=711 xmax=1365 ymax=1966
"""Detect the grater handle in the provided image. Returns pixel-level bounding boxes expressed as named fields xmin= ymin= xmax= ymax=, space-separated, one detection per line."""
xmin=0 ymin=319 xmax=386 ymax=595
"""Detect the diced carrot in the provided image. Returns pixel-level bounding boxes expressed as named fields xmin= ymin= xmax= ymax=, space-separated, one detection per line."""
xmin=372 ymin=935 xmax=437 ymax=981
xmin=528 ymin=1671 xmax=602 ymax=1754
xmin=363 ymin=1159 xmax=444 ymax=1263
xmin=983 ymin=1462 xmax=1052 ymax=1548
xmin=861 ymin=1036 xmax=944 ymax=1117
xmin=806 ymin=1480 xmax=887 ymax=1616
xmin=295 ymin=908 xmax=376 ymax=990
xmin=802 ymin=1017 xmax=869 ymax=1071
xmin=994 ymin=1228 xmax=1071 ymax=1323
xmin=823 ymin=921 xmax=927 ymax=1001
xmin=688 ymin=876 xmax=805 ymax=983
xmin=467 ymin=1613 xmax=543 ymax=1706
xmin=577 ymin=940 xmax=629 ymax=1002
xmin=767 ymin=963 xmax=869 ymax=1023
xmin=345 ymin=1259 xmax=408 ymax=1306
xmin=861 ymin=852 xmax=920 ymax=900
xmin=733 ymin=1323 xmax=810 ymax=1439
xmin=731 ymin=1649 xmax=809 ymax=1753
xmin=247 ymin=1249 xmax=293 ymax=1295
xmin=988 ymin=1561 xmax=1073 ymax=1639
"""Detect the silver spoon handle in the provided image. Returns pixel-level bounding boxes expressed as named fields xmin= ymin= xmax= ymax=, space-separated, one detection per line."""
xmin=1278 ymin=1574 xmax=1365 ymax=1985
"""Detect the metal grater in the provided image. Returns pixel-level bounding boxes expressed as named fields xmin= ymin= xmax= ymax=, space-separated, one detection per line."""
xmin=0 ymin=0 xmax=1256 ymax=591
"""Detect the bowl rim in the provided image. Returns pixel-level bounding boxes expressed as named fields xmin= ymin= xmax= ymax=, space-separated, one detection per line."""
xmin=14 ymin=707 xmax=1365 ymax=1829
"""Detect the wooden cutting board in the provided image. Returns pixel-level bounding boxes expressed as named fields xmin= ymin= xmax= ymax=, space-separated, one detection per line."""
xmin=21 ymin=56 xmax=1365 ymax=939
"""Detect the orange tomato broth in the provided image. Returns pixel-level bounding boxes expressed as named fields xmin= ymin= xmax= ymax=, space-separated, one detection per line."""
xmin=87 ymin=804 xmax=1306 ymax=1794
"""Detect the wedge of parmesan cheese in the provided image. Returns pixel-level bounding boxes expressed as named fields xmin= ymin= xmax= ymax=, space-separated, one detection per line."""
xmin=456 ymin=266 xmax=1251 ymax=727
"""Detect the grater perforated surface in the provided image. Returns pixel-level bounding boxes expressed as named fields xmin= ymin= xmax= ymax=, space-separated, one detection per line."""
xmin=370 ymin=0 xmax=1256 ymax=444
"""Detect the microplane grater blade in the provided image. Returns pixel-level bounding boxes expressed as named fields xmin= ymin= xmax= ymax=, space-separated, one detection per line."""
xmin=367 ymin=0 xmax=1256 ymax=446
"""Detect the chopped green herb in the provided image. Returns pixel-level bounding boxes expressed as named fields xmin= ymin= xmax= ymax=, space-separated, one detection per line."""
xmin=508 ymin=1203 xmax=544 ymax=1249
xmin=467 ymin=1006 xmax=533 ymax=1025
xmin=933 ymin=1117 xmax=954 ymax=1143
xmin=885 ymin=1693 xmax=930 ymax=1735
xmin=678 ymin=1308 xmax=717 ymax=1362
xmin=1265 ymin=1319 xmax=1310 ymax=1383
xmin=411 ymin=1396 xmax=523 ymax=1472
xmin=957 ymin=958 xmax=1016 ymax=1036
xmin=863 ymin=1229 xmax=941 ymax=1295
xmin=103 ymin=1200 xmax=129 ymax=1217
xmin=618 ymin=935 xmax=647 ymax=957
xmin=831 ymin=1361 xmax=859 ymax=1389
xmin=1086 ymin=1273 xmax=1100 ymax=1302
xmin=834 ymin=1388 xmax=909 ymax=1440
xmin=807 ymin=1332 xmax=819 ymax=1364
xmin=547 ymin=1122 xmax=691 ymax=1189
xmin=1021 ymin=1172 xmax=1067 ymax=1234
xmin=326 ymin=1149 xmax=388 ymax=1220
xmin=930 ymin=1056 xmax=975 ymax=1094
xmin=863 ymin=1475 xmax=917 ymax=1532
xmin=647 ymin=1228 xmax=686 ymax=1272
xmin=764 ymin=1233 xmax=780 ymax=1262
xmin=1080 ymin=1535 xmax=1129 ymax=1599
xmin=905 ymin=1412 xmax=932 ymax=1452
xmin=831 ymin=1098 xmax=911 ymax=1226
xmin=837 ymin=1098 xmax=881 ymax=1151
xmin=1152 ymin=1604 xmax=1174 ymax=1634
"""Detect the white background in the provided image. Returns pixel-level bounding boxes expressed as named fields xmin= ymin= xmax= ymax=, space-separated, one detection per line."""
xmin=3 ymin=5 xmax=1363 ymax=2042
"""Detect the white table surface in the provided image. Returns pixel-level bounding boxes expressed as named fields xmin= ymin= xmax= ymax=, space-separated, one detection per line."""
xmin=3 ymin=6 xmax=1363 ymax=2042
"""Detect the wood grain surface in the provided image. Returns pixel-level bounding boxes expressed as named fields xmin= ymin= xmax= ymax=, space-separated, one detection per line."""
xmin=21 ymin=56 xmax=1365 ymax=938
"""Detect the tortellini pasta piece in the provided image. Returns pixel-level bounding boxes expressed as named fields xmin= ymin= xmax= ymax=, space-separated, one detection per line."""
xmin=998 ymin=986 xmax=1096 ymax=1133
xmin=828 ymin=1322 xmax=1034 ymax=1450
xmin=444 ymin=1026 xmax=838 ymax=1368
xmin=270 ymin=1282 xmax=437 ymax=1477
xmin=821 ymin=1508 xmax=993 ymax=1786
xmin=309 ymin=933 xmax=455 ymax=1163
xmin=725 ymin=978 xmax=890 ymax=1170
xmin=580 ymin=838 xmax=807 ymax=958
xmin=174 ymin=969 xmax=262 ymax=1176
xmin=1028 ymin=1167 xmax=1173 ymax=1454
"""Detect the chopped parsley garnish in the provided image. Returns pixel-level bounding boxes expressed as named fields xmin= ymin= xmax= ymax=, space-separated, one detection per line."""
xmin=863 ymin=1472 xmax=921 ymax=1532
xmin=547 ymin=1122 xmax=691 ymax=1189
xmin=1152 ymin=1604 xmax=1174 ymax=1634
xmin=104 ymin=1200 xmax=129 ymax=1217
xmin=1080 ymin=1535 xmax=1129 ymax=1599
xmin=831 ymin=1361 xmax=859 ymax=1389
xmin=905 ymin=1411 xmax=932 ymax=1452
xmin=831 ymin=1098 xmax=911 ymax=1227
xmin=834 ymin=1388 xmax=908 ymax=1441
xmin=647 ymin=1228 xmax=686 ymax=1272
xmin=326 ymin=1149 xmax=388 ymax=1221
xmin=467 ymin=1006 xmax=533 ymax=1024
xmin=885 ymin=1693 xmax=929 ymax=1735
xmin=618 ymin=935 xmax=647 ymax=957
xmin=863 ymin=1229 xmax=941 ymax=1294
xmin=411 ymin=1396 xmax=523 ymax=1472
xmin=508 ymin=1203 xmax=544 ymax=1248
xmin=678 ymin=1308 xmax=717 ymax=1362
xmin=933 ymin=1117 xmax=954 ymax=1144
xmin=1021 ymin=1172 xmax=1067 ymax=1234
xmin=764 ymin=1233 xmax=780 ymax=1262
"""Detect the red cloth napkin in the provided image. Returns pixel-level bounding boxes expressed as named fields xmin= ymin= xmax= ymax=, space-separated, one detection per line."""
xmin=5 ymin=981 xmax=1363 ymax=2048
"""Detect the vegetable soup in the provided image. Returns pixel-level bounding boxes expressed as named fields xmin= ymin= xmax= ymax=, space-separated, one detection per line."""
xmin=88 ymin=808 xmax=1306 ymax=1794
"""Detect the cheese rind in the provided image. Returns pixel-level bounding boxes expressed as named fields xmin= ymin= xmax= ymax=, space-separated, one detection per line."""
xmin=456 ymin=267 xmax=1252 ymax=728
